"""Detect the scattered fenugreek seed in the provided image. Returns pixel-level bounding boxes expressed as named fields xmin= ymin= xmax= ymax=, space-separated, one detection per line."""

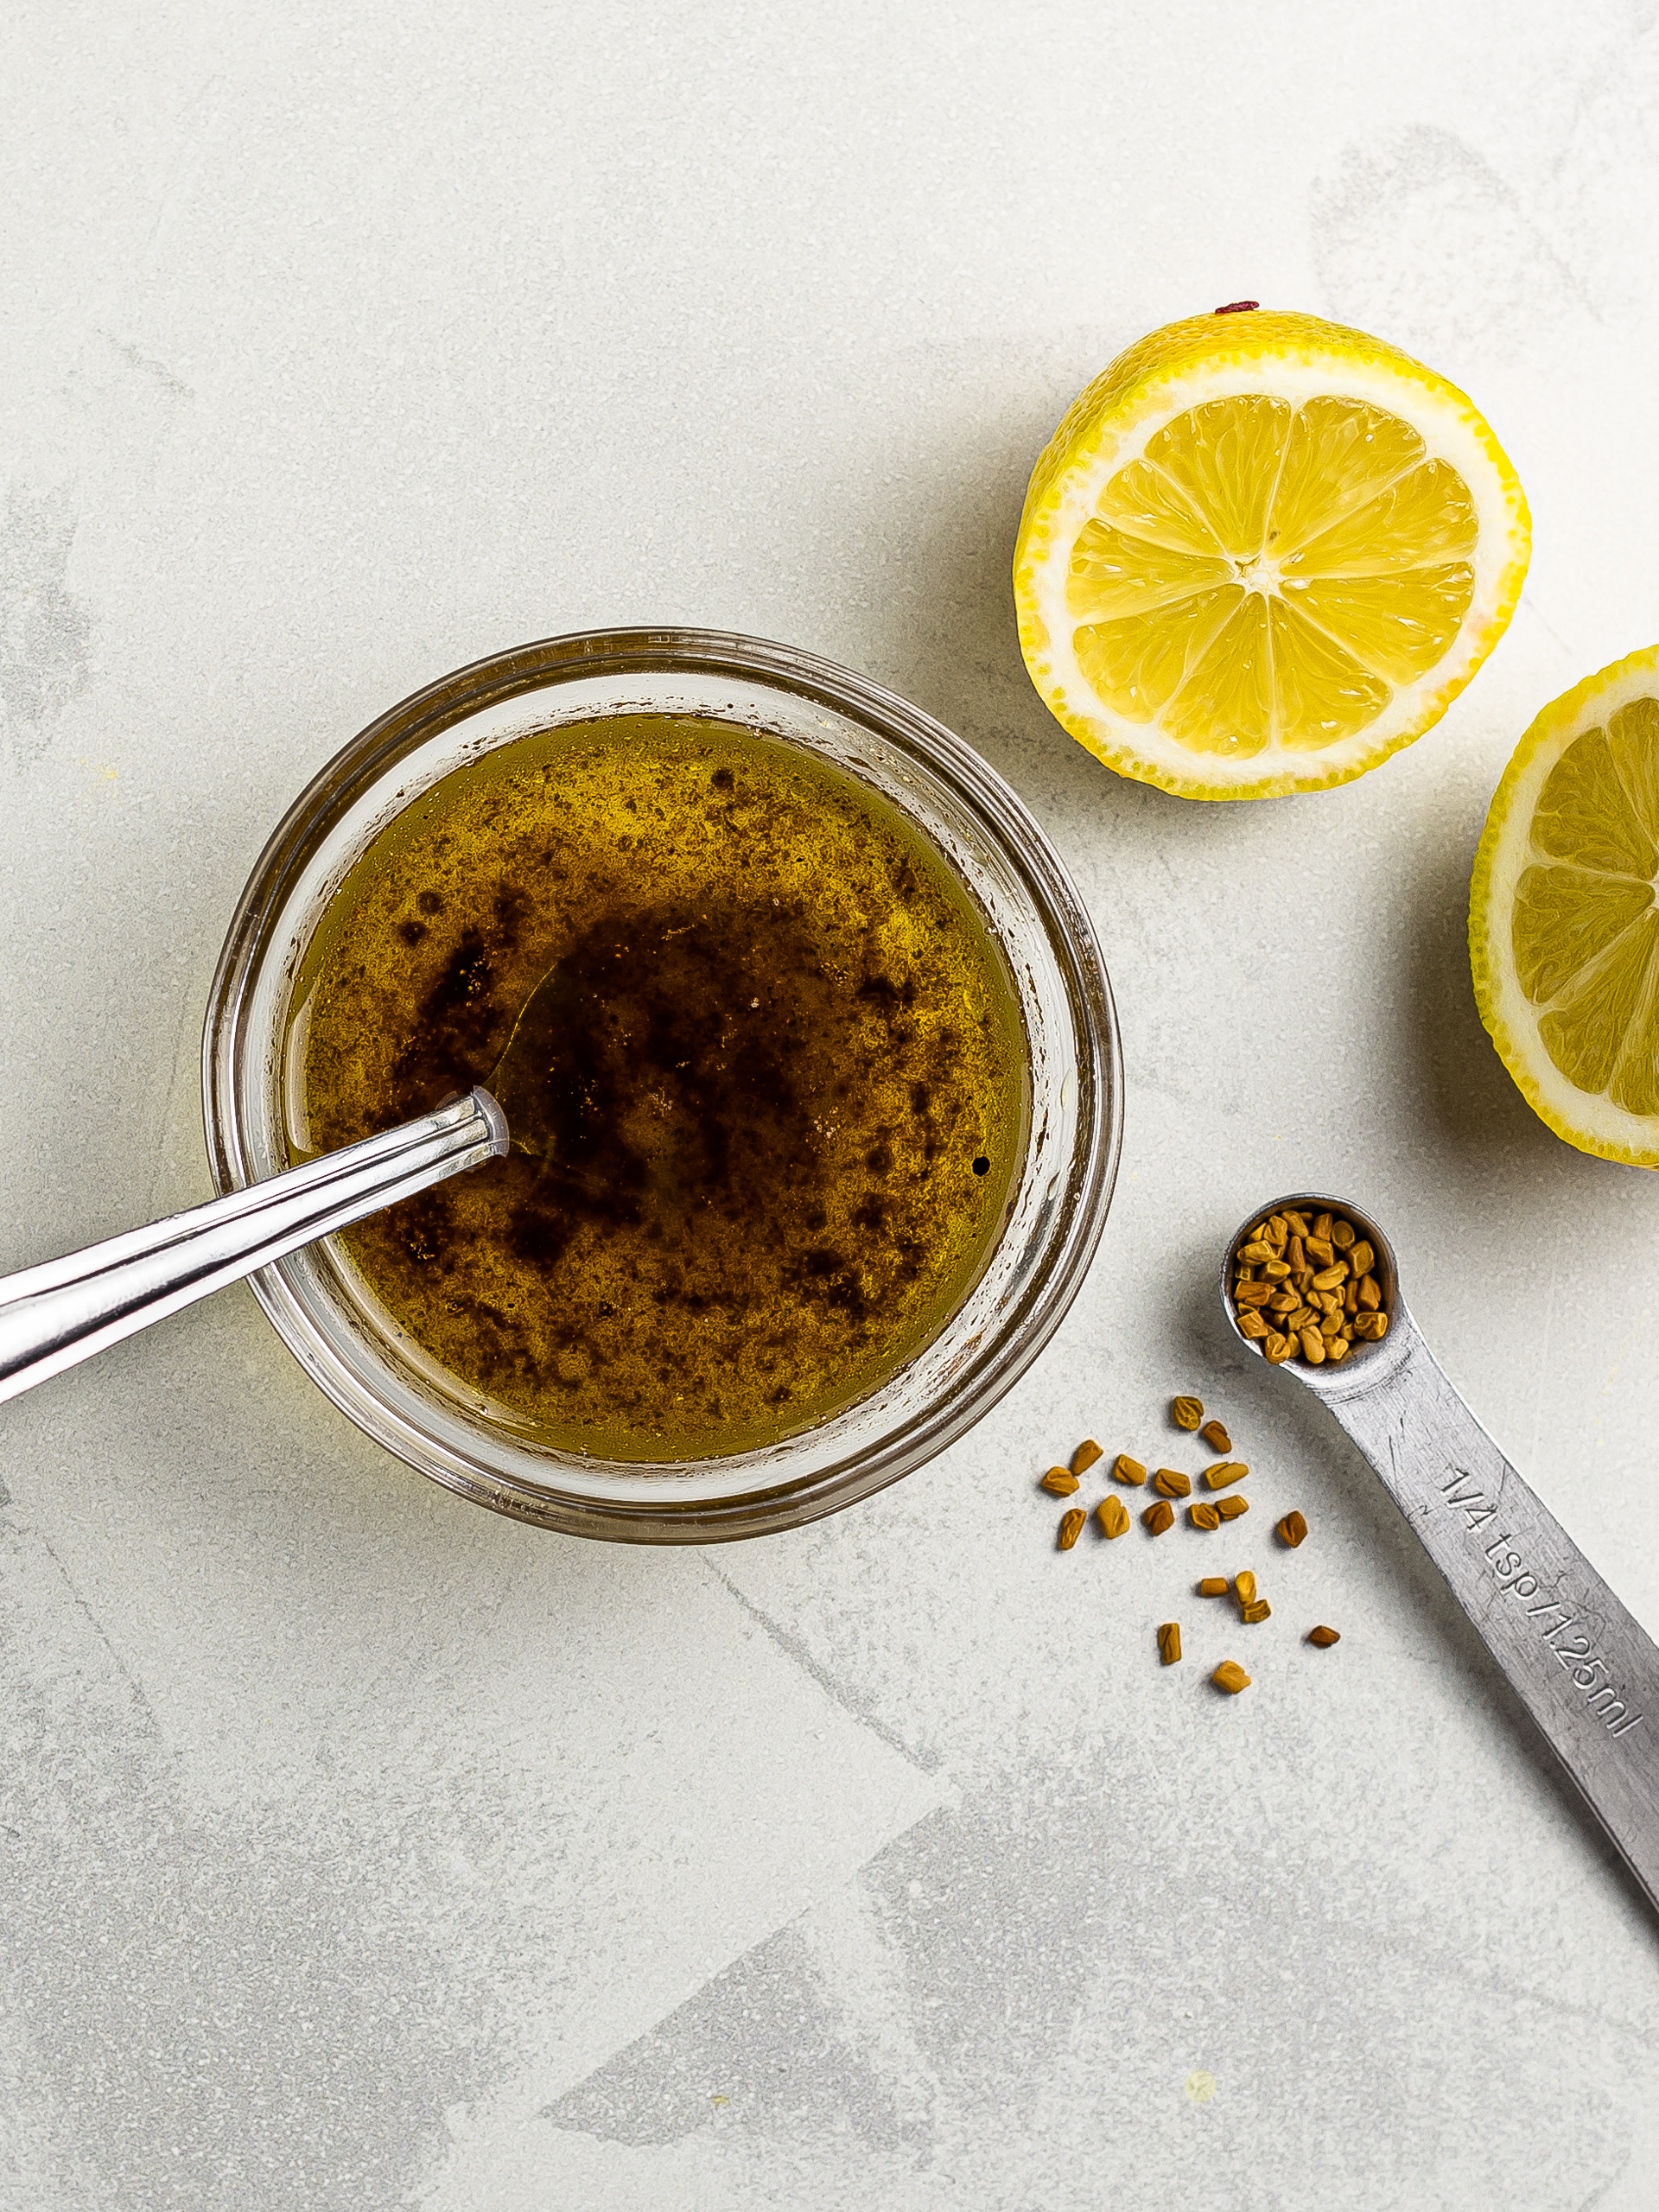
xmin=1153 ymin=1467 xmax=1192 ymax=1499
xmin=1198 ymin=1419 xmax=1232 ymax=1453
xmin=1241 ymin=1599 xmax=1272 ymax=1624
xmin=1198 ymin=1577 xmax=1229 ymax=1597
xmin=1188 ymin=1501 xmax=1221 ymax=1530
xmin=1216 ymin=1495 xmax=1249 ymax=1521
xmin=1142 ymin=1499 xmax=1175 ymax=1536
xmin=1211 ymin=1661 xmax=1251 ymax=1694
xmin=1071 ymin=1439 xmax=1103 ymax=1477
xmin=1233 ymin=1570 xmax=1257 ymax=1605
xmin=1204 ymin=1461 xmax=1249 ymax=1491
xmin=1058 ymin=1508 xmax=1086 ymax=1550
xmin=1172 ymin=1395 xmax=1204 ymax=1430
xmin=1158 ymin=1622 xmax=1183 ymax=1665
xmin=1114 ymin=1454 xmax=1147 ymax=1486
xmin=1306 ymin=1625 xmax=1341 ymax=1648
xmin=1040 ymin=1468 xmax=1080 ymax=1496
xmin=1096 ymin=1495 xmax=1130 ymax=1539
xmin=1276 ymin=1510 xmax=1308 ymax=1548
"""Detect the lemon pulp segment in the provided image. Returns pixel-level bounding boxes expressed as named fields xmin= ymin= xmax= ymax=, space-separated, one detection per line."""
xmin=1471 ymin=646 xmax=1659 ymax=1165
xmin=1515 ymin=702 xmax=1659 ymax=1112
xmin=1065 ymin=395 xmax=1477 ymax=759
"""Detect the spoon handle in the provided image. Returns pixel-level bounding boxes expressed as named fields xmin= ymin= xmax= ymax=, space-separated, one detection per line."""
xmin=0 ymin=1089 xmax=507 ymax=1408
xmin=1322 ymin=1308 xmax=1659 ymax=1911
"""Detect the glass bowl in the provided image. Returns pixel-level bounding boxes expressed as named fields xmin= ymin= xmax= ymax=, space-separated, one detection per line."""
xmin=202 ymin=630 xmax=1122 ymax=1541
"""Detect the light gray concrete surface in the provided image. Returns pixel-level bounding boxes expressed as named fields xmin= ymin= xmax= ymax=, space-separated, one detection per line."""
xmin=4 ymin=3 xmax=1659 ymax=2204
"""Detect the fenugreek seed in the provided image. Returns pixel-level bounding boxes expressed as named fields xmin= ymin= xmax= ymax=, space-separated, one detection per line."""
xmin=1313 ymin=1211 xmax=1332 ymax=1241
xmin=1304 ymin=1235 xmax=1334 ymax=1267
xmin=1268 ymin=1292 xmax=1300 ymax=1317
xmin=1286 ymin=1234 xmax=1306 ymax=1272
xmin=1284 ymin=1305 xmax=1317 ymax=1332
xmin=1198 ymin=1576 xmax=1229 ymax=1597
xmin=1241 ymin=1599 xmax=1271 ymax=1624
xmin=1071 ymin=1439 xmax=1103 ymax=1476
xmin=1299 ymin=1327 xmax=1325 ymax=1364
xmin=1326 ymin=1336 xmax=1351 ymax=1363
xmin=1307 ymin=1624 xmax=1341 ymax=1648
xmin=1351 ymin=1311 xmax=1389 ymax=1341
xmin=1096 ymin=1494 xmax=1130 ymax=1539
xmin=1283 ymin=1209 xmax=1310 ymax=1236
xmin=1238 ymin=1241 xmax=1275 ymax=1263
xmin=1330 ymin=1219 xmax=1355 ymax=1250
xmin=1263 ymin=1333 xmax=1294 ymax=1363
xmin=1237 ymin=1312 xmax=1270 ymax=1340
xmin=1349 ymin=1240 xmax=1375 ymax=1277
xmin=1249 ymin=1221 xmax=1269 ymax=1241
xmin=1204 ymin=1461 xmax=1249 ymax=1491
xmin=1357 ymin=1274 xmax=1381 ymax=1311
xmin=1276 ymin=1510 xmax=1308 ymax=1548
xmin=1158 ymin=1622 xmax=1183 ymax=1666
xmin=1172 ymin=1395 xmax=1204 ymax=1430
xmin=1310 ymin=1265 xmax=1347 ymax=1292
xmin=1266 ymin=1214 xmax=1287 ymax=1242
xmin=1058 ymin=1508 xmax=1086 ymax=1550
xmin=1262 ymin=1258 xmax=1291 ymax=1281
xmin=1154 ymin=1467 xmax=1192 ymax=1499
xmin=1114 ymin=1454 xmax=1147 ymax=1486
xmin=1199 ymin=1419 xmax=1232 ymax=1453
xmin=1236 ymin=1281 xmax=1274 ymax=1308
xmin=1211 ymin=1660 xmax=1251 ymax=1694
xmin=1234 ymin=1570 xmax=1257 ymax=1604
xmin=1142 ymin=1499 xmax=1175 ymax=1535
xmin=1188 ymin=1500 xmax=1222 ymax=1530
xmin=1040 ymin=1468 xmax=1080 ymax=1495
xmin=1343 ymin=1280 xmax=1358 ymax=1315
xmin=1320 ymin=1313 xmax=1343 ymax=1341
xmin=1216 ymin=1495 xmax=1249 ymax=1521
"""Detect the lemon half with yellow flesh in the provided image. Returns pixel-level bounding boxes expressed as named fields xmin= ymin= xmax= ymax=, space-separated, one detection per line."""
xmin=1471 ymin=645 xmax=1659 ymax=1166
xmin=1014 ymin=309 xmax=1531 ymax=800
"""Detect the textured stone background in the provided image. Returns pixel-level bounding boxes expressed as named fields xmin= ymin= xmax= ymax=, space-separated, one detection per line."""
xmin=4 ymin=3 xmax=1659 ymax=2204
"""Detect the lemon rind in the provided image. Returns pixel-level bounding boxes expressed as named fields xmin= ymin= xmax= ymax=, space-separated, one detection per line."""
xmin=1015 ymin=312 xmax=1531 ymax=802
xmin=1469 ymin=642 xmax=1659 ymax=1167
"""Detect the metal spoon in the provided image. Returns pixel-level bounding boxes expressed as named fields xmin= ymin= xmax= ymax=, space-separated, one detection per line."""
xmin=1224 ymin=1191 xmax=1659 ymax=1914
xmin=0 ymin=950 xmax=604 ymax=1408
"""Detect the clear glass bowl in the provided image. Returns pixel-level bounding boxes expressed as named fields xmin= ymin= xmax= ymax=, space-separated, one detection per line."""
xmin=202 ymin=630 xmax=1122 ymax=1541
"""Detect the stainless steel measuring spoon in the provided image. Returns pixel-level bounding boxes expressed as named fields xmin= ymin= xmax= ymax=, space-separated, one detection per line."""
xmin=1224 ymin=1191 xmax=1659 ymax=1914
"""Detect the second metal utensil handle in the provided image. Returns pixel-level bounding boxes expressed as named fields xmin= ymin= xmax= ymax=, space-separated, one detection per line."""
xmin=0 ymin=1089 xmax=508 ymax=1407
xmin=1323 ymin=1310 xmax=1659 ymax=1912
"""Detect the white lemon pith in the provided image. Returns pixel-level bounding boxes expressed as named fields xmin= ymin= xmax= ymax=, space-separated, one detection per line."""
xmin=1471 ymin=646 xmax=1659 ymax=1166
xmin=1014 ymin=310 xmax=1531 ymax=800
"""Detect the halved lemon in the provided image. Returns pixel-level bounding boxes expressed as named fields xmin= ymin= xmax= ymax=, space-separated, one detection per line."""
xmin=1471 ymin=645 xmax=1659 ymax=1166
xmin=1014 ymin=308 xmax=1531 ymax=800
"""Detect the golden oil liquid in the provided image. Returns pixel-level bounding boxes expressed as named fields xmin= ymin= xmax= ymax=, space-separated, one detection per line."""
xmin=289 ymin=715 xmax=1028 ymax=1461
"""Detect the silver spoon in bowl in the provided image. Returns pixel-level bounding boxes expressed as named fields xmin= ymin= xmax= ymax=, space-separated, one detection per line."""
xmin=0 ymin=959 xmax=583 ymax=1408
xmin=1224 ymin=1191 xmax=1659 ymax=1915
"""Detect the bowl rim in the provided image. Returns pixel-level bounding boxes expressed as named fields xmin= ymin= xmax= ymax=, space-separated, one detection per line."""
xmin=201 ymin=626 xmax=1124 ymax=1540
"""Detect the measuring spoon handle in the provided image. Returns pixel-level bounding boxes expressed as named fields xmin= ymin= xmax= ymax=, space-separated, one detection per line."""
xmin=0 ymin=1089 xmax=508 ymax=1408
xmin=1323 ymin=1310 xmax=1659 ymax=1911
